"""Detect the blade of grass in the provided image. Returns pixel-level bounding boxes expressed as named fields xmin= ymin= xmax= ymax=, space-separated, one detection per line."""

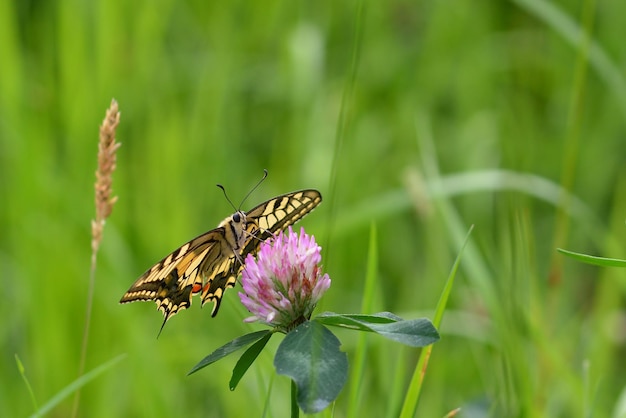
xmin=322 ymin=0 xmax=365 ymax=261
xmin=30 ymin=353 xmax=126 ymax=418
xmin=557 ymin=248 xmax=626 ymax=268
xmin=259 ymin=373 xmax=274 ymax=418
xmin=15 ymin=354 xmax=39 ymax=414
xmin=399 ymin=226 xmax=473 ymax=418
xmin=346 ymin=223 xmax=378 ymax=418
xmin=386 ymin=347 xmax=408 ymax=418
xmin=512 ymin=0 xmax=626 ymax=118
xmin=545 ymin=0 xmax=596 ymax=287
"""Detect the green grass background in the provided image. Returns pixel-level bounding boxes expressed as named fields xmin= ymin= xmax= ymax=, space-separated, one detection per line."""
xmin=2 ymin=0 xmax=626 ymax=416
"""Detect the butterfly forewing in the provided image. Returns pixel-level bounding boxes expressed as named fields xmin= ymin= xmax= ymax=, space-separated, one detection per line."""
xmin=240 ymin=189 xmax=323 ymax=256
xmin=120 ymin=189 xmax=321 ymax=331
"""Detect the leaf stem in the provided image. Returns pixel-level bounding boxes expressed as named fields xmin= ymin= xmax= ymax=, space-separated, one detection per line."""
xmin=291 ymin=380 xmax=299 ymax=418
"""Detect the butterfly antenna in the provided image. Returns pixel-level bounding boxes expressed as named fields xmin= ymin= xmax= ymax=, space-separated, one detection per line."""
xmin=239 ymin=169 xmax=268 ymax=209
xmin=217 ymin=169 xmax=268 ymax=211
xmin=217 ymin=183 xmax=237 ymax=211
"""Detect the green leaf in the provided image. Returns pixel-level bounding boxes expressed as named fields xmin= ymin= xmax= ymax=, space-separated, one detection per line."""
xmin=557 ymin=248 xmax=626 ymax=268
xmin=274 ymin=321 xmax=348 ymax=414
xmin=229 ymin=332 xmax=272 ymax=390
xmin=30 ymin=354 xmax=126 ymax=418
xmin=188 ymin=330 xmax=271 ymax=376
xmin=315 ymin=312 xmax=439 ymax=347
xmin=317 ymin=311 xmax=402 ymax=328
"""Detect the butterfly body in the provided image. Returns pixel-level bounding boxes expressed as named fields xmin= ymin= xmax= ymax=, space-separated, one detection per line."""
xmin=120 ymin=189 xmax=322 ymax=332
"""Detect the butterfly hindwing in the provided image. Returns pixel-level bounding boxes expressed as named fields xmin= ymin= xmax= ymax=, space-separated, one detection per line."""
xmin=120 ymin=227 xmax=231 ymax=332
xmin=120 ymin=189 xmax=322 ymax=331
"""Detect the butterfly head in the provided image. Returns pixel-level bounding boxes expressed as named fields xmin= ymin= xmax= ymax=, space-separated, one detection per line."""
xmin=216 ymin=210 xmax=255 ymax=249
xmin=219 ymin=210 xmax=247 ymax=229
xmin=232 ymin=211 xmax=243 ymax=224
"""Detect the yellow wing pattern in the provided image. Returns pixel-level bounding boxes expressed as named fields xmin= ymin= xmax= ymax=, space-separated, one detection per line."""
xmin=120 ymin=189 xmax=322 ymax=333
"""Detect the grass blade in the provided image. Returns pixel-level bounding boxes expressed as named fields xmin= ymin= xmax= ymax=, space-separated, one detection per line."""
xmin=15 ymin=354 xmax=39 ymax=413
xmin=557 ymin=248 xmax=626 ymax=268
xmin=31 ymin=353 xmax=125 ymax=418
xmin=399 ymin=226 xmax=473 ymax=418
xmin=346 ymin=223 xmax=378 ymax=418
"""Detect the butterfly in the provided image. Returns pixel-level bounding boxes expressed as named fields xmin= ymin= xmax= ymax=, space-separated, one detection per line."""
xmin=120 ymin=179 xmax=321 ymax=334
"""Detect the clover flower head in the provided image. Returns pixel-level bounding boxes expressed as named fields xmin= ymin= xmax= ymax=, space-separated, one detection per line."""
xmin=238 ymin=227 xmax=331 ymax=331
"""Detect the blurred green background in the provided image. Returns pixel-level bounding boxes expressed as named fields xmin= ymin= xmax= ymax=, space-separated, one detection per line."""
xmin=2 ymin=0 xmax=625 ymax=417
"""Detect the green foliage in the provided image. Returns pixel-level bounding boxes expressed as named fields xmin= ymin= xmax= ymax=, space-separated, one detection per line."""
xmin=15 ymin=355 xmax=38 ymax=413
xmin=27 ymin=355 xmax=126 ymax=418
xmin=2 ymin=0 xmax=626 ymax=416
xmin=230 ymin=332 xmax=273 ymax=391
xmin=400 ymin=226 xmax=472 ymax=418
xmin=189 ymin=330 xmax=272 ymax=376
xmin=558 ymin=249 xmax=626 ymax=268
xmin=316 ymin=312 xmax=439 ymax=347
xmin=274 ymin=321 xmax=347 ymax=414
xmin=189 ymin=312 xmax=437 ymax=414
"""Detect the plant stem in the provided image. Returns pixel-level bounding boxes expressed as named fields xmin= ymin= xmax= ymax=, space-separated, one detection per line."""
xmin=71 ymin=253 xmax=97 ymax=417
xmin=291 ymin=380 xmax=299 ymax=418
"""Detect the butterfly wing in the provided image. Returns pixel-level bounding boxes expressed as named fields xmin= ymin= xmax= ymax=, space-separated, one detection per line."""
xmin=199 ymin=189 xmax=322 ymax=311
xmin=120 ymin=227 xmax=235 ymax=333
xmin=121 ymin=189 xmax=322 ymax=332
xmin=245 ymin=189 xmax=323 ymax=243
